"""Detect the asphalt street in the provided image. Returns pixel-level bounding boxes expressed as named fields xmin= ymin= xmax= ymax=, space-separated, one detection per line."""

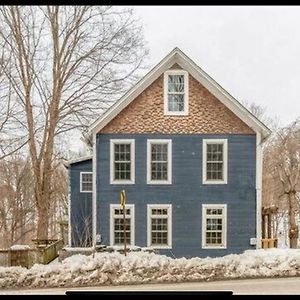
xmin=1 ymin=276 xmax=300 ymax=295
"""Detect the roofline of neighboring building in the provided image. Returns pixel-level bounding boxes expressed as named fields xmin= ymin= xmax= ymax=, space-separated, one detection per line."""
xmin=63 ymin=155 xmax=93 ymax=168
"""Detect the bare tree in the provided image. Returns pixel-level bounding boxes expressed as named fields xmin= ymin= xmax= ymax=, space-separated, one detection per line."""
xmin=242 ymin=100 xmax=279 ymax=131
xmin=48 ymin=161 xmax=68 ymax=242
xmin=0 ymin=155 xmax=36 ymax=248
xmin=71 ymin=203 xmax=93 ymax=248
xmin=262 ymin=119 xmax=300 ymax=248
xmin=0 ymin=6 xmax=147 ymax=241
xmin=0 ymin=46 xmax=28 ymax=160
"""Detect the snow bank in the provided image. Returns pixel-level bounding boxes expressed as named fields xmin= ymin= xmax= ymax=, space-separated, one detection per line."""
xmin=9 ymin=245 xmax=30 ymax=250
xmin=0 ymin=248 xmax=300 ymax=289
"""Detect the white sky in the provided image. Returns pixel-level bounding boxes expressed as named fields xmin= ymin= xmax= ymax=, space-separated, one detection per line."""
xmin=70 ymin=5 xmax=300 ymax=153
xmin=131 ymin=5 xmax=300 ymax=126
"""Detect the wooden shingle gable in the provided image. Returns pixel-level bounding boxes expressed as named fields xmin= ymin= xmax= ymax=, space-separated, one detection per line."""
xmin=88 ymin=47 xmax=271 ymax=139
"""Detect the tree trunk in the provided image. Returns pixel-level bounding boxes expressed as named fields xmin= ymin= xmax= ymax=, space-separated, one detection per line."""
xmin=35 ymin=169 xmax=52 ymax=241
xmin=288 ymin=191 xmax=299 ymax=248
xmin=36 ymin=201 xmax=50 ymax=241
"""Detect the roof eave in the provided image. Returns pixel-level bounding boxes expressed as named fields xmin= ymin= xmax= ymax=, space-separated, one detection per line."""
xmin=63 ymin=155 xmax=93 ymax=168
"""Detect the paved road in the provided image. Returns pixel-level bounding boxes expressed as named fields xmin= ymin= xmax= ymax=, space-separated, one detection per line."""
xmin=1 ymin=277 xmax=300 ymax=295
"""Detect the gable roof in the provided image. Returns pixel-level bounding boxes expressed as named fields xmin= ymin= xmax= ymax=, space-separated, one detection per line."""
xmin=88 ymin=47 xmax=271 ymax=139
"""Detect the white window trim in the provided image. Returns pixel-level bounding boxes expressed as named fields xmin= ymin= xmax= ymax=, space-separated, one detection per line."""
xmin=110 ymin=139 xmax=135 ymax=184
xmin=202 ymin=204 xmax=227 ymax=249
xmin=164 ymin=70 xmax=189 ymax=116
xmin=147 ymin=139 xmax=172 ymax=185
xmin=109 ymin=204 xmax=135 ymax=247
xmin=80 ymin=172 xmax=93 ymax=193
xmin=147 ymin=204 xmax=172 ymax=249
xmin=202 ymin=139 xmax=228 ymax=184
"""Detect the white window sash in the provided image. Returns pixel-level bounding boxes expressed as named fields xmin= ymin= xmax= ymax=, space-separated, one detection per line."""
xmin=164 ymin=70 xmax=189 ymax=116
xmin=110 ymin=139 xmax=135 ymax=184
xmin=147 ymin=204 xmax=172 ymax=249
xmin=147 ymin=139 xmax=172 ymax=184
xmin=110 ymin=204 xmax=135 ymax=246
xmin=202 ymin=204 xmax=227 ymax=249
xmin=202 ymin=139 xmax=228 ymax=184
xmin=80 ymin=172 xmax=93 ymax=193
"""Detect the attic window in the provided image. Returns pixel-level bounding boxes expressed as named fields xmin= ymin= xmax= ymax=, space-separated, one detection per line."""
xmin=164 ymin=70 xmax=189 ymax=115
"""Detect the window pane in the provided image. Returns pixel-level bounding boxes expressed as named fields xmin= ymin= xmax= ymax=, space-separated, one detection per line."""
xmin=114 ymin=143 xmax=131 ymax=181
xmin=207 ymin=144 xmax=223 ymax=162
xmin=81 ymin=173 xmax=92 ymax=191
xmin=152 ymin=208 xmax=168 ymax=215
xmin=151 ymin=217 xmax=168 ymax=245
xmin=150 ymin=143 xmax=169 ymax=181
xmin=168 ymin=75 xmax=184 ymax=92
xmin=205 ymin=207 xmax=224 ymax=246
xmin=115 ymin=209 xmax=130 ymax=215
xmin=168 ymin=94 xmax=184 ymax=112
xmin=206 ymin=162 xmax=223 ymax=180
xmin=151 ymin=144 xmax=168 ymax=161
xmin=114 ymin=217 xmax=131 ymax=245
xmin=82 ymin=181 xmax=92 ymax=191
xmin=151 ymin=162 xmax=168 ymax=180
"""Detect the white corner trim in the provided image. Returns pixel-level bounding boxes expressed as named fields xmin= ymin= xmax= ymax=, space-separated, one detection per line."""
xmin=163 ymin=69 xmax=189 ymax=116
xmin=202 ymin=139 xmax=228 ymax=185
xmin=147 ymin=204 xmax=172 ymax=249
xmin=256 ymin=132 xmax=262 ymax=249
xmin=80 ymin=172 xmax=93 ymax=193
xmin=109 ymin=204 xmax=135 ymax=247
xmin=110 ymin=139 xmax=135 ymax=185
xmin=202 ymin=204 xmax=227 ymax=249
xmin=147 ymin=139 xmax=172 ymax=185
xmin=92 ymin=134 xmax=97 ymax=248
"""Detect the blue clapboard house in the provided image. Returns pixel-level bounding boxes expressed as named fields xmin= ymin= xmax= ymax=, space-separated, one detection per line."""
xmin=66 ymin=48 xmax=270 ymax=258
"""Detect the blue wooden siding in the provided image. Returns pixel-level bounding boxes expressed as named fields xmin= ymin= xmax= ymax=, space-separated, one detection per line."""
xmin=96 ymin=133 xmax=256 ymax=258
xmin=69 ymin=160 xmax=93 ymax=247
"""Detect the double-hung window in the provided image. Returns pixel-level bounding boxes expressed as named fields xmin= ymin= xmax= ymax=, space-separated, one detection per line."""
xmin=147 ymin=139 xmax=172 ymax=184
xmin=110 ymin=139 xmax=135 ymax=184
xmin=202 ymin=204 xmax=227 ymax=249
xmin=110 ymin=204 xmax=135 ymax=246
xmin=80 ymin=172 xmax=93 ymax=193
xmin=147 ymin=204 xmax=172 ymax=248
xmin=164 ymin=70 xmax=189 ymax=115
xmin=203 ymin=139 xmax=228 ymax=184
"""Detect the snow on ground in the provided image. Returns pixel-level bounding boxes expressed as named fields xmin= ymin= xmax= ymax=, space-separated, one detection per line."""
xmin=9 ymin=245 xmax=30 ymax=250
xmin=0 ymin=249 xmax=300 ymax=289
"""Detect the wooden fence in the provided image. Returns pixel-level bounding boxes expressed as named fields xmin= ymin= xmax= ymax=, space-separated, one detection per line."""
xmin=0 ymin=239 xmax=64 ymax=268
xmin=261 ymin=238 xmax=278 ymax=249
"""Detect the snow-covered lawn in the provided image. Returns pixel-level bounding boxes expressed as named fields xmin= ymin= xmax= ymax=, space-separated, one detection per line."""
xmin=0 ymin=249 xmax=300 ymax=289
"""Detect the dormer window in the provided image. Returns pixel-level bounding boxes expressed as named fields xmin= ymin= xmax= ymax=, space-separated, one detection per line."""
xmin=164 ymin=70 xmax=189 ymax=115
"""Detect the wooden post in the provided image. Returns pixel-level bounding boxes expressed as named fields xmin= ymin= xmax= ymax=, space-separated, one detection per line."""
xmin=123 ymin=204 xmax=127 ymax=256
xmin=120 ymin=190 xmax=127 ymax=256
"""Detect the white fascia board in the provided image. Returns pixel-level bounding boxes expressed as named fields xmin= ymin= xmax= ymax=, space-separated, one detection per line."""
xmin=88 ymin=47 xmax=271 ymax=140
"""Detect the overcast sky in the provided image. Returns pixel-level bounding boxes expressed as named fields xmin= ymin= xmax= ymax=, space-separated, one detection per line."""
xmin=131 ymin=5 xmax=300 ymax=126
xmin=70 ymin=6 xmax=300 ymax=153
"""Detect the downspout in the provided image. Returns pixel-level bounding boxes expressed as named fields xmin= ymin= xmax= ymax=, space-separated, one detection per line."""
xmin=256 ymin=131 xmax=263 ymax=249
xmin=92 ymin=133 xmax=97 ymax=248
